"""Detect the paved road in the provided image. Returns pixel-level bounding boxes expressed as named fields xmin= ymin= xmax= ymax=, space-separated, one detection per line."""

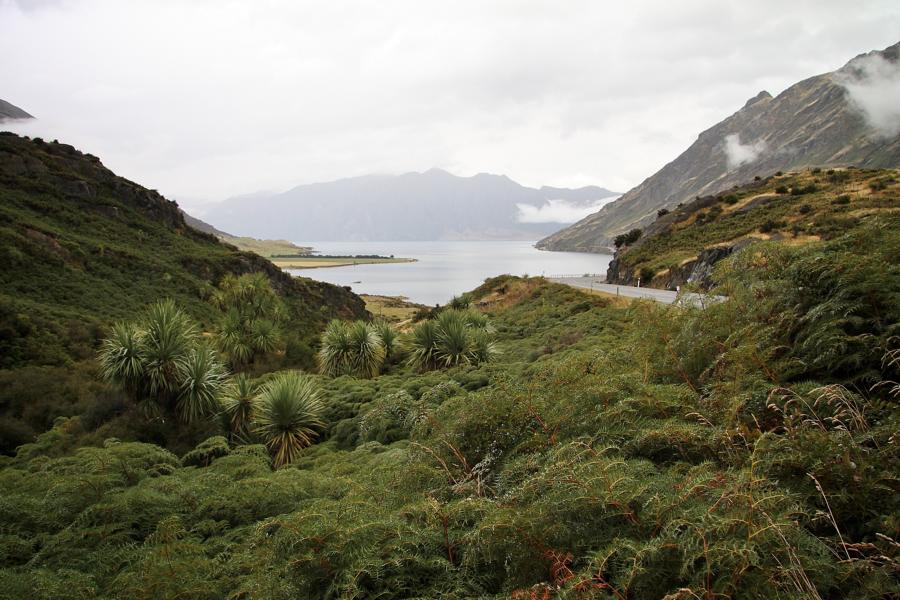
xmin=548 ymin=277 xmax=713 ymax=306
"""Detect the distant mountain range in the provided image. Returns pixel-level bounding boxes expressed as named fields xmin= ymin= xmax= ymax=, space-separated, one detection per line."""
xmin=203 ymin=169 xmax=618 ymax=241
xmin=0 ymin=99 xmax=33 ymax=122
xmin=538 ymin=41 xmax=900 ymax=252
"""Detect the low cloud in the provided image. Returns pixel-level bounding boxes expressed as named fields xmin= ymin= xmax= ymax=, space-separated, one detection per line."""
xmin=516 ymin=197 xmax=620 ymax=224
xmin=723 ymin=133 xmax=767 ymax=169
xmin=835 ymin=53 xmax=900 ymax=138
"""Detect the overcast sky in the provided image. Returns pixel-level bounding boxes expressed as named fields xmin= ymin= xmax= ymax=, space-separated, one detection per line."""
xmin=2 ymin=0 xmax=898 ymax=213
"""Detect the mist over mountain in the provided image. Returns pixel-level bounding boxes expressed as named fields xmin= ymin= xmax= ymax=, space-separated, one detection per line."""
xmin=538 ymin=41 xmax=900 ymax=252
xmin=0 ymin=99 xmax=33 ymax=122
xmin=203 ymin=169 xmax=618 ymax=242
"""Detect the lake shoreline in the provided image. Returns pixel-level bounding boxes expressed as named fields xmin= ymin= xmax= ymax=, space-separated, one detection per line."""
xmin=273 ymin=256 xmax=417 ymax=269
xmin=282 ymin=240 xmax=613 ymax=306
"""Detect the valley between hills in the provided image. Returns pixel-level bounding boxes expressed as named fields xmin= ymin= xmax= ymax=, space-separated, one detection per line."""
xmin=0 ymin=37 xmax=898 ymax=600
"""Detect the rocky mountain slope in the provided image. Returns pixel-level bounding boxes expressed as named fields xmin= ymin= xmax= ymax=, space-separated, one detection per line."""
xmin=0 ymin=132 xmax=366 ymax=370
xmin=181 ymin=210 xmax=232 ymax=237
xmin=204 ymin=169 xmax=618 ymax=241
xmin=181 ymin=210 xmax=313 ymax=258
xmin=538 ymin=42 xmax=900 ymax=252
xmin=0 ymin=99 xmax=32 ymax=122
xmin=605 ymin=167 xmax=899 ymax=290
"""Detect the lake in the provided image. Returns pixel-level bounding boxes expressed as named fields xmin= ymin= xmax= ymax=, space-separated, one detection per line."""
xmin=286 ymin=241 xmax=613 ymax=305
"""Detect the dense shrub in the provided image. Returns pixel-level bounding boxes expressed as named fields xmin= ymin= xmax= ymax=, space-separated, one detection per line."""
xmin=832 ymin=194 xmax=851 ymax=205
xmin=759 ymin=218 xmax=781 ymax=233
xmin=613 ymin=228 xmax=643 ymax=248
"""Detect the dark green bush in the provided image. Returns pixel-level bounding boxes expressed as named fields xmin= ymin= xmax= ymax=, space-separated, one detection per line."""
xmin=613 ymin=228 xmax=643 ymax=248
xmin=759 ymin=218 xmax=781 ymax=233
xmin=181 ymin=436 xmax=230 ymax=467
xmin=832 ymin=194 xmax=851 ymax=205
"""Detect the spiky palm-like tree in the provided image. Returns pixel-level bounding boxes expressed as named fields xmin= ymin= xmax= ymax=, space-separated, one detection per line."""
xmin=436 ymin=308 xmax=467 ymax=331
xmin=218 ymin=308 xmax=253 ymax=367
xmin=254 ymin=372 xmax=325 ymax=467
xmin=140 ymin=299 xmax=196 ymax=400
xmin=461 ymin=309 xmax=495 ymax=333
xmin=213 ymin=273 xmax=284 ymax=368
xmin=407 ymin=320 xmax=440 ymax=371
xmin=348 ymin=321 xmax=385 ymax=378
xmin=250 ymin=318 xmax=279 ymax=354
xmin=448 ymin=293 xmax=472 ymax=310
xmin=318 ymin=319 xmax=354 ymax=376
xmin=372 ymin=320 xmax=398 ymax=364
xmin=213 ymin=272 xmax=280 ymax=318
xmin=176 ymin=345 xmax=229 ymax=423
xmin=406 ymin=309 xmax=498 ymax=371
xmin=471 ymin=328 xmax=500 ymax=364
xmin=220 ymin=374 xmax=259 ymax=442
xmin=435 ymin=317 xmax=473 ymax=367
xmin=98 ymin=321 xmax=145 ymax=396
xmin=141 ymin=300 xmax=196 ymax=395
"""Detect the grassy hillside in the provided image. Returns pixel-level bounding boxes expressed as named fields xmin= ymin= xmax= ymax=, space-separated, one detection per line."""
xmin=0 ymin=133 xmax=367 ymax=450
xmin=607 ymin=167 xmax=899 ymax=289
xmin=0 ymin=133 xmax=365 ymax=367
xmin=0 ymin=222 xmax=897 ymax=597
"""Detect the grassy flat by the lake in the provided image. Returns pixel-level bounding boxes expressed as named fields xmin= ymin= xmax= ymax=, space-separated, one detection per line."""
xmin=219 ymin=235 xmax=312 ymax=257
xmin=360 ymin=293 xmax=425 ymax=325
xmin=273 ymin=256 xmax=417 ymax=269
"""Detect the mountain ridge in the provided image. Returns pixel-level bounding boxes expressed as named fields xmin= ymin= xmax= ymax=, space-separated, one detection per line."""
xmin=0 ymin=99 xmax=33 ymax=122
xmin=203 ymin=170 xmax=618 ymax=241
xmin=537 ymin=41 xmax=900 ymax=252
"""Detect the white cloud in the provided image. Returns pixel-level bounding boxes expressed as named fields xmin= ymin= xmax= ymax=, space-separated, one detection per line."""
xmin=723 ymin=134 xmax=767 ymax=169
xmin=0 ymin=0 xmax=898 ymax=211
xmin=516 ymin=197 xmax=621 ymax=224
xmin=835 ymin=52 xmax=900 ymax=138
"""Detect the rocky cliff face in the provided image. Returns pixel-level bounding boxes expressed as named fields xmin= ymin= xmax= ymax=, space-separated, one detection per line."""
xmin=606 ymin=240 xmax=752 ymax=290
xmin=538 ymin=42 xmax=900 ymax=253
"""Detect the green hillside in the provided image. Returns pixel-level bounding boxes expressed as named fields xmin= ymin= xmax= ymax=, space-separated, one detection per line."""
xmin=606 ymin=167 xmax=899 ymax=289
xmin=0 ymin=222 xmax=898 ymax=596
xmin=0 ymin=133 xmax=366 ymax=450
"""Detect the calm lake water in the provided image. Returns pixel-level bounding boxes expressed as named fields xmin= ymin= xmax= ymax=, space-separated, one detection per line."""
xmin=287 ymin=241 xmax=613 ymax=306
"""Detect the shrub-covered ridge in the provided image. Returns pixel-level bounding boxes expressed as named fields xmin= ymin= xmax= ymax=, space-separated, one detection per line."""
xmin=606 ymin=167 xmax=899 ymax=290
